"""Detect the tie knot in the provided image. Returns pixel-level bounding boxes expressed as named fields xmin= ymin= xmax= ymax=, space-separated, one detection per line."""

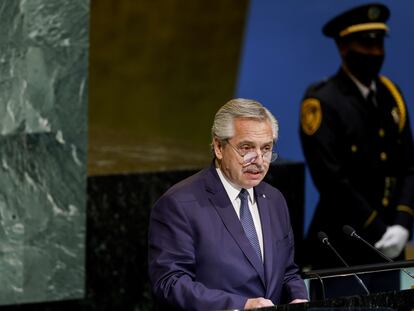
xmin=239 ymin=188 xmax=249 ymax=201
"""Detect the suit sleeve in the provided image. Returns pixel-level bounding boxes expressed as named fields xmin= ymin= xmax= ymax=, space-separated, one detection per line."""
xmin=300 ymin=95 xmax=387 ymax=241
xmin=148 ymin=195 xmax=247 ymax=311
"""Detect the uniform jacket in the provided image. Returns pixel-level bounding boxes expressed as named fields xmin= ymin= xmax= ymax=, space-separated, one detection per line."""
xmin=300 ymin=68 xmax=414 ymax=268
xmin=148 ymin=162 xmax=308 ymax=311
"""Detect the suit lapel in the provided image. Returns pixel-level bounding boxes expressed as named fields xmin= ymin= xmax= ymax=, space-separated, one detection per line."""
xmin=204 ymin=164 xmax=265 ymax=285
xmin=255 ymin=185 xmax=273 ymax=290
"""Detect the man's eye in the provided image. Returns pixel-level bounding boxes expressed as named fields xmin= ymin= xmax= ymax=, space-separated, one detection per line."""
xmin=239 ymin=146 xmax=253 ymax=152
xmin=262 ymin=146 xmax=272 ymax=152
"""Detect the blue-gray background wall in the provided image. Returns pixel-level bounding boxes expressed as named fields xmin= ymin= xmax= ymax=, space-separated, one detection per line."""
xmin=236 ymin=0 xmax=414 ymax=235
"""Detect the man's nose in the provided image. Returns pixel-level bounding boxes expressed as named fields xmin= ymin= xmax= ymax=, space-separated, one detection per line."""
xmin=251 ymin=150 xmax=264 ymax=164
xmin=370 ymin=45 xmax=384 ymax=55
xmin=362 ymin=41 xmax=384 ymax=55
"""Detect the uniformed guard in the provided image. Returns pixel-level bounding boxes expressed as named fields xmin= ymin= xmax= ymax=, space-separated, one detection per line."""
xmin=300 ymin=3 xmax=414 ymax=298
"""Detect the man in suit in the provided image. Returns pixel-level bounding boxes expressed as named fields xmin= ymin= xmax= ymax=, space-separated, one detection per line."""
xmin=149 ymin=98 xmax=308 ymax=310
xmin=300 ymin=3 xmax=414 ymax=297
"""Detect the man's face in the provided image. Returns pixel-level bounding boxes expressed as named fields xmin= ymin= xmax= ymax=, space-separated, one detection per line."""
xmin=346 ymin=36 xmax=384 ymax=56
xmin=214 ymin=118 xmax=274 ymax=189
xmin=339 ymin=33 xmax=385 ymax=86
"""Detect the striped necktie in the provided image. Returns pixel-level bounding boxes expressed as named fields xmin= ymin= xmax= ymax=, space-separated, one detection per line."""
xmin=239 ymin=189 xmax=262 ymax=261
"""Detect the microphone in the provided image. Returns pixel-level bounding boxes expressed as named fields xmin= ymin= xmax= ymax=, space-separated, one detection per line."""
xmin=343 ymin=225 xmax=414 ymax=279
xmin=318 ymin=231 xmax=370 ymax=295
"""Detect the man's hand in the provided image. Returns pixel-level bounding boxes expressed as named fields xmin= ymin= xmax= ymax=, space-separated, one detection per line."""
xmin=374 ymin=225 xmax=409 ymax=259
xmin=244 ymin=297 xmax=274 ymax=309
xmin=289 ymin=299 xmax=308 ymax=304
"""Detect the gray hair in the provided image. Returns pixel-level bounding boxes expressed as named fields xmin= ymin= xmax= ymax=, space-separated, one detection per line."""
xmin=211 ymin=98 xmax=279 ymax=145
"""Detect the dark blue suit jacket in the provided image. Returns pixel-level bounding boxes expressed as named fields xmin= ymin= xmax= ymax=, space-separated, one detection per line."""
xmin=148 ymin=163 xmax=308 ymax=311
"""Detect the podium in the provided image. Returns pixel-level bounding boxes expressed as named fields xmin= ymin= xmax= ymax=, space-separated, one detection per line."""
xmin=222 ymin=289 xmax=414 ymax=311
xmin=269 ymin=288 xmax=414 ymax=311
xmin=222 ymin=262 xmax=414 ymax=311
xmin=301 ymin=260 xmax=414 ymax=300
xmin=263 ymin=260 xmax=414 ymax=311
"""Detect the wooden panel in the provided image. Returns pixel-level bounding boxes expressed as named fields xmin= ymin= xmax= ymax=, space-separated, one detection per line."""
xmin=88 ymin=0 xmax=249 ymax=175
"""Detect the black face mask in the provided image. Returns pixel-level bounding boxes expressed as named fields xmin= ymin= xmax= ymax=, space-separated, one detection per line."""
xmin=344 ymin=50 xmax=384 ymax=86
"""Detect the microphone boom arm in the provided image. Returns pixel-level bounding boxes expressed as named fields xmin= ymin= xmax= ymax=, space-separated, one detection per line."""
xmin=343 ymin=225 xmax=414 ymax=280
xmin=318 ymin=231 xmax=370 ymax=295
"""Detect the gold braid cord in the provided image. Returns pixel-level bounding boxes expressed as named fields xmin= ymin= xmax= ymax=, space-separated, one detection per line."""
xmin=379 ymin=75 xmax=406 ymax=132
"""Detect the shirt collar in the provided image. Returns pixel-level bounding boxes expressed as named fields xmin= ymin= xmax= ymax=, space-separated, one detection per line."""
xmin=216 ymin=168 xmax=255 ymax=204
xmin=343 ymin=66 xmax=377 ymax=99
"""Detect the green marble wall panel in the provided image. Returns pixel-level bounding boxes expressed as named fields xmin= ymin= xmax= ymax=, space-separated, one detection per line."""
xmin=0 ymin=0 xmax=89 ymax=305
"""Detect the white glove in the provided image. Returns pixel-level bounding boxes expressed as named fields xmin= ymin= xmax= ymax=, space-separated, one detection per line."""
xmin=374 ymin=225 xmax=409 ymax=259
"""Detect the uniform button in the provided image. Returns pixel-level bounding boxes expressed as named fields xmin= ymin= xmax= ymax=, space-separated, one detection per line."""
xmin=351 ymin=145 xmax=358 ymax=153
xmin=378 ymin=128 xmax=385 ymax=137
xmin=382 ymin=197 xmax=389 ymax=207
xmin=380 ymin=152 xmax=387 ymax=161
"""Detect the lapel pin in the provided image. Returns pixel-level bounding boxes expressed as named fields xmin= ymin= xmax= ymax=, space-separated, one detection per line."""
xmin=262 ymin=194 xmax=266 ymax=198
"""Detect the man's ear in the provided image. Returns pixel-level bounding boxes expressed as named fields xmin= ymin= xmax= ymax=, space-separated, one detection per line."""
xmin=213 ymin=138 xmax=223 ymax=160
xmin=336 ymin=40 xmax=349 ymax=59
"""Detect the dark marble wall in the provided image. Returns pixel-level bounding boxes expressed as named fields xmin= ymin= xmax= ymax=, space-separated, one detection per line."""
xmin=0 ymin=0 xmax=89 ymax=305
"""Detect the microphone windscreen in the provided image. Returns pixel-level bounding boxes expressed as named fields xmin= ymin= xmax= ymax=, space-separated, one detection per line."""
xmin=343 ymin=225 xmax=355 ymax=236
xmin=317 ymin=231 xmax=328 ymax=242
